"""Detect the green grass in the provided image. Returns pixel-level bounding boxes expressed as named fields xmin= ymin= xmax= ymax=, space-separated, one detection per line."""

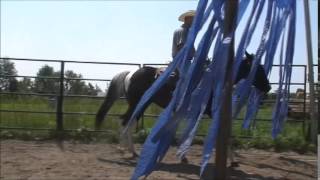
xmin=0 ymin=94 xmax=315 ymax=153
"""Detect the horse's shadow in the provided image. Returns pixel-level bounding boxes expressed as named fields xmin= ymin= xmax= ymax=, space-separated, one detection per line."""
xmin=155 ymin=162 xmax=273 ymax=180
xmin=238 ymin=155 xmax=316 ymax=179
xmin=97 ymin=156 xmax=274 ymax=180
xmin=97 ymin=156 xmax=137 ymax=167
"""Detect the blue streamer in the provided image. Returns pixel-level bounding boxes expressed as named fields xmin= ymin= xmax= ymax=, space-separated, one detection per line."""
xmin=242 ymin=89 xmax=263 ymax=129
xmin=271 ymin=0 xmax=296 ymax=138
xmin=128 ymin=0 xmax=296 ymax=179
xmin=232 ymin=0 xmax=269 ymax=121
xmin=238 ymin=0 xmax=274 ymax=128
xmin=200 ymin=35 xmax=233 ymax=175
xmin=153 ymin=16 xmax=218 ymax=141
xmin=130 ymin=0 xmax=211 ymax=179
xmin=238 ymin=0 xmax=296 ymax=132
xmin=175 ymin=2 xmax=240 ymax=155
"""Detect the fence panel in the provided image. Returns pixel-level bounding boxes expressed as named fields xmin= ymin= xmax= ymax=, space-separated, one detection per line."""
xmin=0 ymin=58 xmax=318 ymax=139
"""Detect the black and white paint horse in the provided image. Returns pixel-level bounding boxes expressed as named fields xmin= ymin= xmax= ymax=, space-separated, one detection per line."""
xmin=95 ymin=53 xmax=271 ymax=160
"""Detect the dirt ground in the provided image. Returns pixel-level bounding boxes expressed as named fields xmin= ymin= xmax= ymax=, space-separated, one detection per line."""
xmin=0 ymin=140 xmax=317 ymax=180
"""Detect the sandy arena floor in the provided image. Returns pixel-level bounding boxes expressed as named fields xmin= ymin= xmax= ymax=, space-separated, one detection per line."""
xmin=0 ymin=140 xmax=317 ymax=180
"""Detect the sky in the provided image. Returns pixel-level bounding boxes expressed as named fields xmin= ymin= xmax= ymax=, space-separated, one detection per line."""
xmin=1 ymin=0 xmax=318 ymax=92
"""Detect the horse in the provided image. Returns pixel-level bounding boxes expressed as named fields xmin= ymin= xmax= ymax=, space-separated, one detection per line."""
xmin=95 ymin=53 xmax=271 ymax=162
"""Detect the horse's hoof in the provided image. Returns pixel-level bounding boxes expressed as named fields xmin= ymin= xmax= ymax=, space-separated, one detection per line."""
xmin=131 ymin=152 xmax=139 ymax=159
xmin=230 ymin=162 xmax=239 ymax=167
xmin=116 ymin=146 xmax=126 ymax=153
xmin=180 ymin=157 xmax=189 ymax=164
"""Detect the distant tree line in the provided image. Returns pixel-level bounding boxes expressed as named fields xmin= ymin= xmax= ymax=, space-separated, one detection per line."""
xmin=0 ymin=59 xmax=102 ymax=95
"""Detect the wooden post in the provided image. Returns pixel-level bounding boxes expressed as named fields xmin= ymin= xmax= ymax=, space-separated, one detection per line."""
xmin=303 ymin=0 xmax=317 ymax=143
xmin=215 ymin=1 xmax=238 ymax=179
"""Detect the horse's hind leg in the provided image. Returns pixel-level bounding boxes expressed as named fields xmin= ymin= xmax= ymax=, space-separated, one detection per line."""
xmin=119 ymin=102 xmax=139 ymax=158
xmin=95 ymin=71 xmax=129 ymax=129
xmin=228 ymin=140 xmax=239 ymax=167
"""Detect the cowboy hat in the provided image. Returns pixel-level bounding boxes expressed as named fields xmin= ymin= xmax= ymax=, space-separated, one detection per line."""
xmin=178 ymin=10 xmax=196 ymax=22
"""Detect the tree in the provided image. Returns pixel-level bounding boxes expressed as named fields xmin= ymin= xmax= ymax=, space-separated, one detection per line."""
xmin=87 ymin=83 xmax=95 ymax=95
xmin=95 ymin=84 xmax=102 ymax=95
xmin=0 ymin=59 xmax=18 ymax=92
xmin=8 ymin=78 xmax=18 ymax=92
xmin=87 ymin=83 xmax=102 ymax=96
xmin=64 ymin=70 xmax=87 ymax=95
xmin=32 ymin=66 xmax=101 ymax=95
xmin=18 ymin=77 xmax=34 ymax=92
xmin=34 ymin=65 xmax=58 ymax=93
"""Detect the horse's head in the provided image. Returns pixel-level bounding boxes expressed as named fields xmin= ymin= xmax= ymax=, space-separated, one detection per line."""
xmin=253 ymin=65 xmax=272 ymax=93
xmin=236 ymin=51 xmax=271 ymax=94
xmin=245 ymin=51 xmax=254 ymax=62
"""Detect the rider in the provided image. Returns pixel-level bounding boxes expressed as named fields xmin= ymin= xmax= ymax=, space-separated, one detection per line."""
xmin=171 ymin=10 xmax=210 ymax=67
xmin=172 ymin=10 xmax=196 ymax=62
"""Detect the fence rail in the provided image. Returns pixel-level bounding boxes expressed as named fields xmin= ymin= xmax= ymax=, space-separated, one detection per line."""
xmin=1 ymin=57 xmax=318 ymax=137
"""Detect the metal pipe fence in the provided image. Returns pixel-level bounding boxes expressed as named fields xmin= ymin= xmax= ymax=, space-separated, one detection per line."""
xmin=0 ymin=58 xmax=318 ymax=138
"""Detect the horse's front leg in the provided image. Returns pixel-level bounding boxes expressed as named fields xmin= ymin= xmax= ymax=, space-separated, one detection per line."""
xmin=180 ymin=155 xmax=189 ymax=164
xmin=122 ymin=89 xmax=153 ymax=158
xmin=118 ymin=122 xmax=138 ymax=158
xmin=228 ymin=140 xmax=239 ymax=167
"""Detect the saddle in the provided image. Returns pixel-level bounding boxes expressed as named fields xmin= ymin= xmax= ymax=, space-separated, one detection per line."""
xmin=155 ymin=67 xmax=167 ymax=79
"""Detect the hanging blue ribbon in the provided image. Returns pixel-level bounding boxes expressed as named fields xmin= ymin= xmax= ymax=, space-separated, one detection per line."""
xmin=271 ymin=0 xmax=296 ymax=138
xmin=236 ymin=0 xmax=272 ymax=128
xmin=240 ymin=0 xmax=296 ymax=132
xmin=129 ymin=0 xmax=211 ymax=179
xmin=175 ymin=0 xmax=250 ymax=162
xmin=199 ymin=34 xmax=234 ymax=175
xmin=128 ymin=0 xmax=296 ymax=179
xmin=232 ymin=0 xmax=267 ymax=121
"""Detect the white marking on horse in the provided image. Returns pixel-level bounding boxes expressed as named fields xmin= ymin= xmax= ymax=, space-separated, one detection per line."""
xmin=124 ymin=70 xmax=135 ymax=94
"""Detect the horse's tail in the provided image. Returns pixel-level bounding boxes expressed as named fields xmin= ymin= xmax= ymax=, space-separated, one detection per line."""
xmin=95 ymin=71 xmax=130 ymax=129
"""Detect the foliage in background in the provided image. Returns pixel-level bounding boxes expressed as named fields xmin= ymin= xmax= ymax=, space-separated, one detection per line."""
xmin=18 ymin=77 xmax=34 ymax=93
xmin=0 ymin=59 xmax=18 ymax=92
xmin=0 ymin=59 xmax=102 ymax=95
xmin=34 ymin=65 xmax=59 ymax=93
